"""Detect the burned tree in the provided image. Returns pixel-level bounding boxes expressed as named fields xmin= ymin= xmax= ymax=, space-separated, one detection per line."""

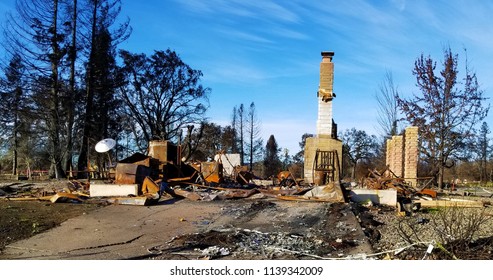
xmin=245 ymin=102 xmax=263 ymax=171
xmin=229 ymin=106 xmax=240 ymax=154
xmin=77 ymin=0 xmax=131 ymax=177
xmin=0 ymin=54 xmax=29 ymax=175
xmin=63 ymin=0 xmax=78 ymax=173
xmin=2 ymin=0 xmax=130 ymax=178
xmin=236 ymin=104 xmax=245 ymax=165
xmin=397 ymin=48 xmax=489 ymax=188
xmin=375 ymin=70 xmax=401 ymax=139
xmin=3 ymin=0 xmax=70 ymax=178
xmin=189 ymin=122 xmax=221 ymax=161
xmin=118 ymin=49 xmax=210 ymax=148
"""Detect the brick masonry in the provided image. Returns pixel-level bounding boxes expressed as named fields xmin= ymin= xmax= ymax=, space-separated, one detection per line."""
xmin=385 ymin=126 xmax=419 ymax=187
xmin=304 ymin=136 xmax=343 ymax=184
xmin=305 ymin=52 xmax=342 ymax=184
xmin=390 ymin=135 xmax=404 ymax=177
xmin=316 ymin=52 xmax=335 ymax=136
xmin=404 ymin=126 xmax=419 ymax=187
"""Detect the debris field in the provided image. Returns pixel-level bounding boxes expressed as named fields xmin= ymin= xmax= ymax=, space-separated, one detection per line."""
xmin=2 ymin=141 xmax=493 ymax=260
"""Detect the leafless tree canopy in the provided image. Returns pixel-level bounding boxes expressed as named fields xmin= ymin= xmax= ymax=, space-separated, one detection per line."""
xmin=397 ymin=48 xmax=489 ymax=188
xmin=375 ymin=70 xmax=400 ymax=139
xmin=118 ymin=49 xmax=210 ymax=147
xmin=245 ymin=102 xmax=263 ymax=171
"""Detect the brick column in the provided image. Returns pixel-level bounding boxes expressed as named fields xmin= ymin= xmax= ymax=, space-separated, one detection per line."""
xmin=390 ymin=135 xmax=404 ymax=177
xmin=404 ymin=126 xmax=419 ymax=187
xmin=386 ymin=138 xmax=392 ymax=168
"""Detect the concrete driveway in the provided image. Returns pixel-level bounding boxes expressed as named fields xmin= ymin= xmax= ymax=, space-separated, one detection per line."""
xmin=0 ymin=198 xmax=373 ymax=260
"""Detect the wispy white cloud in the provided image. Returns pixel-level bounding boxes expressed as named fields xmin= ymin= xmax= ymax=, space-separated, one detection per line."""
xmin=217 ymin=28 xmax=274 ymax=44
xmin=245 ymin=1 xmax=301 ymax=23
xmin=268 ymin=26 xmax=311 ymax=40
xmin=175 ymin=0 xmax=300 ymax=23
xmin=173 ymin=0 xmax=314 ymax=48
xmin=202 ymin=57 xmax=317 ymax=87
xmin=203 ymin=61 xmax=270 ymax=85
xmin=391 ymin=0 xmax=406 ymax=11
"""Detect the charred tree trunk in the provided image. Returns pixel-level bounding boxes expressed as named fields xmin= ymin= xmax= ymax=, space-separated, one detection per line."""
xmin=12 ymin=88 xmax=20 ymax=176
xmin=65 ymin=0 xmax=78 ymax=174
xmin=48 ymin=0 xmax=65 ymax=179
xmin=12 ymin=146 xmax=17 ymax=175
xmin=78 ymin=0 xmax=98 ymax=179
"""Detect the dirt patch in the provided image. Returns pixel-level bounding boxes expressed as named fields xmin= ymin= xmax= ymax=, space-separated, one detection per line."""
xmin=0 ymin=200 xmax=103 ymax=251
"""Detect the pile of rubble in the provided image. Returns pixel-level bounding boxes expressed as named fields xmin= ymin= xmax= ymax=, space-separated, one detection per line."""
xmin=0 ymin=180 xmax=94 ymax=204
xmin=147 ymin=227 xmax=331 ymax=260
xmin=84 ymin=140 xmax=344 ymax=205
xmin=359 ymin=167 xmax=489 ymax=214
xmin=0 ymin=140 xmax=346 ymax=206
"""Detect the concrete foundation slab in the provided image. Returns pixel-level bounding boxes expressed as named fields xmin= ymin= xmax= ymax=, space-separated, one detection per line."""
xmin=90 ymin=184 xmax=139 ymax=197
xmin=349 ymin=189 xmax=397 ymax=207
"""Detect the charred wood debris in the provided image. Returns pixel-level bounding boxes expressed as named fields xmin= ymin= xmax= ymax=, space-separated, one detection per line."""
xmin=0 ymin=142 xmax=323 ymax=205
xmin=1 ymin=141 xmax=491 ymax=217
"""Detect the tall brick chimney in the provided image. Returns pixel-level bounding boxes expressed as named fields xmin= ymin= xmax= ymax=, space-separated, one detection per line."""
xmin=304 ymin=51 xmax=343 ymax=185
xmin=316 ymin=51 xmax=336 ymax=137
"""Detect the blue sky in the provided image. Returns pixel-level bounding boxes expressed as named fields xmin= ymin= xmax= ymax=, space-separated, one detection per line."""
xmin=1 ymin=0 xmax=493 ymax=155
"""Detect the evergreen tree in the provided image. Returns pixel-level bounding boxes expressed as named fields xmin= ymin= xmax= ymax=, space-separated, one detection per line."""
xmin=0 ymin=54 xmax=29 ymax=175
xmin=263 ymin=135 xmax=281 ymax=178
xmin=77 ymin=0 xmax=130 ymax=177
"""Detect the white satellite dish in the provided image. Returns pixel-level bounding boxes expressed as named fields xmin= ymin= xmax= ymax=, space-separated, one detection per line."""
xmin=95 ymin=138 xmax=116 ymax=153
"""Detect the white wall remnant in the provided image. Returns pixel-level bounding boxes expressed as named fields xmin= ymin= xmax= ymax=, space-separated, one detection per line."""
xmin=214 ymin=153 xmax=241 ymax=176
